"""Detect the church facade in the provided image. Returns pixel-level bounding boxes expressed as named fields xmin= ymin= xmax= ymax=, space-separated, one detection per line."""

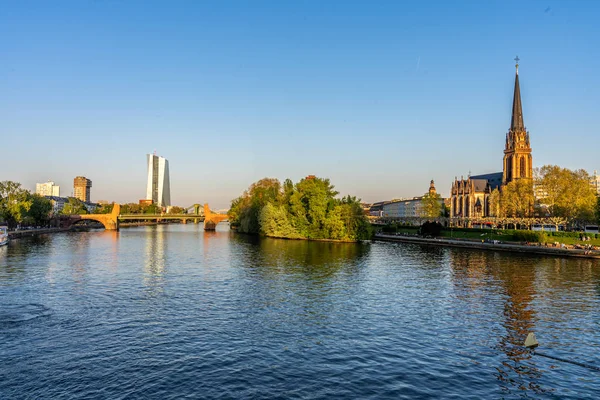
xmin=450 ymin=60 xmax=533 ymax=219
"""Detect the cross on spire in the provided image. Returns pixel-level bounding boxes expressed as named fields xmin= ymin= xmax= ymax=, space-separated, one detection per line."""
xmin=514 ymin=55 xmax=520 ymax=74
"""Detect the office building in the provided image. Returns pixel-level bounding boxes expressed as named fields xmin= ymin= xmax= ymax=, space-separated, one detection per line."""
xmin=36 ymin=181 xmax=60 ymax=197
xmin=146 ymin=153 xmax=171 ymax=207
xmin=381 ymin=181 xmax=445 ymax=219
xmin=74 ymin=176 xmax=92 ymax=202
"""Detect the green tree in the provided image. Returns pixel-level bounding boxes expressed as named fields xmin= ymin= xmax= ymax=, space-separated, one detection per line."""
xmin=596 ymin=196 xmax=600 ymax=226
xmin=292 ymin=176 xmax=338 ymax=239
xmin=421 ymin=192 xmax=442 ymax=218
xmin=61 ymin=197 xmax=88 ymax=215
xmin=121 ymin=203 xmax=142 ymax=214
xmin=488 ymin=188 xmax=504 ymax=217
xmin=0 ymin=181 xmax=33 ymax=228
xmin=259 ymin=202 xmax=302 ymax=238
xmin=228 ymin=178 xmax=282 ymax=234
xmin=534 ymin=165 xmax=564 ymax=217
xmin=27 ymin=194 xmax=52 ymax=225
xmin=143 ymin=203 xmax=160 ymax=214
xmin=502 ymin=179 xmax=534 ymax=218
xmin=228 ymin=196 xmax=243 ymax=227
xmin=565 ymin=169 xmax=596 ymax=223
xmin=229 ymin=176 xmax=371 ymax=241
xmin=535 ymin=165 xmax=596 ymax=223
xmin=336 ymin=195 xmax=372 ymax=240
xmin=95 ymin=203 xmax=114 ymax=214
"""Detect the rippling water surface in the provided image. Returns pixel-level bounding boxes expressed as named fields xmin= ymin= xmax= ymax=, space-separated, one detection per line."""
xmin=1 ymin=224 xmax=600 ymax=399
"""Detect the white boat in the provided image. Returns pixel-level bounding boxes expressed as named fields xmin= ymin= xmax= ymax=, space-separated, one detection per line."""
xmin=0 ymin=225 xmax=8 ymax=246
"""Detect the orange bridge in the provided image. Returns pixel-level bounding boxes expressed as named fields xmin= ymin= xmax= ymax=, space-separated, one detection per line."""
xmin=69 ymin=203 xmax=228 ymax=231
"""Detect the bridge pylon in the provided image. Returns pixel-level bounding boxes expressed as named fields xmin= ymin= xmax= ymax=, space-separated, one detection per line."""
xmin=193 ymin=204 xmax=201 ymax=223
xmin=203 ymin=203 xmax=228 ymax=231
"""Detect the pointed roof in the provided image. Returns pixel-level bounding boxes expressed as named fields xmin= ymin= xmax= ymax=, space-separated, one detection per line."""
xmin=510 ymin=63 xmax=525 ymax=131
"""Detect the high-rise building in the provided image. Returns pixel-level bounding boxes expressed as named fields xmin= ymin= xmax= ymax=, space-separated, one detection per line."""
xmin=146 ymin=154 xmax=171 ymax=207
xmin=74 ymin=176 xmax=92 ymax=202
xmin=36 ymin=181 xmax=60 ymax=197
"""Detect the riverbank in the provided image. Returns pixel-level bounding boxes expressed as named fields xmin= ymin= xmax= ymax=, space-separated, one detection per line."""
xmin=6 ymin=221 xmax=185 ymax=240
xmin=375 ymin=233 xmax=600 ymax=259
xmin=232 ymin=230 xmax=360 ymax=243
xmin=266 ymin=234 xmax=359 ymax=243
xmin=8 ymin=227 xmax=71 ymax=239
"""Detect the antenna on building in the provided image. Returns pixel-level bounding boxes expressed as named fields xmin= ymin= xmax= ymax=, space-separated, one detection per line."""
xmin=468 ymin=170 xmax=471 ymax=178
xmin=153 ymin=149 xmax=157 ymax=156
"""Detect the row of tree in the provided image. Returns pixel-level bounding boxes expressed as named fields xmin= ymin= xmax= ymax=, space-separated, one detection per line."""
xmin=0 ymin=181 xmax=53 ymax=228
xmin=103 ymin=203 xmax=185 ymax=215
xmin=487 ymin=165 xmax=598 ymax=223
xmin=228 ymin=176 xmax=372 ymax=241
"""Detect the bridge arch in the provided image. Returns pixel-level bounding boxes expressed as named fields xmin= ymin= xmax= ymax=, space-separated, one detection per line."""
xmin=72 ymin=203 xmax=120 ymax=231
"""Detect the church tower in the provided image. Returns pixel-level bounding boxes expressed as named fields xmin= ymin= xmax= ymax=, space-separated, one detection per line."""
xmin=428 ymin=179 xmax=437 ymax=196
xmin=502 ymin=57 xmax=533 ymax=185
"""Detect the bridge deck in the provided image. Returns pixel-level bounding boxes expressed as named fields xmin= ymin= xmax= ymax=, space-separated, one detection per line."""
xmin=117 ymin=214 xmax=228 ymax=221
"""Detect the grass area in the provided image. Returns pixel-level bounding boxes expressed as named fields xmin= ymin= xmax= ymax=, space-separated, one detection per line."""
xmin=542 ymin=236 xmax=600 ymax=246
xmin=393 ymin=227 xmax=419 ymax=235
xmin=439 ymin=230 xmax=512 ymax=242
xmin=384 ymin=227 xmax=512 ymax=242
xmin=382 ymin=226 xmax=600 ymax=246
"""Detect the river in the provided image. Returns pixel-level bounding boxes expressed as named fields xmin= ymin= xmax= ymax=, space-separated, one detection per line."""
xmin=1 ymin=224 xmax=599 ymax=399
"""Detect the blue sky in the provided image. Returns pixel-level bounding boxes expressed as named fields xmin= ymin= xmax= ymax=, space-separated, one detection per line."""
xmin=2 ymin=0 xmax=599 ymax=208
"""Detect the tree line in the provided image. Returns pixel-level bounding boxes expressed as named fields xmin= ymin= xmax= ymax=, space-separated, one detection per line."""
xmin=487 ymin=165 xmax=599 ymax=224
xmin=0 ymin=181 xmax=98 ymax=227
xmin=228 ymin=176 xmax=372 ymax=241
xmin=0 ymin=181 xmax=53 ymax=228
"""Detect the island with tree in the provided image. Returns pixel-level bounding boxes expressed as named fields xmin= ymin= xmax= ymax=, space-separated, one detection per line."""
xmin=228 ymin=176 xmax=372 ymax=242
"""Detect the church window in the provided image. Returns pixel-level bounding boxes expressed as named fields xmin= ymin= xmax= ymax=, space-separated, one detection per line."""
xmin=520 ymin=157 xmax=526 ymax=178
xmin=506 ymin=156 xmax=512 ymax=180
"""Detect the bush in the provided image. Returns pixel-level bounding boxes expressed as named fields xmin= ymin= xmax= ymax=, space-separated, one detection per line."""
xmin=419 ymin=221 xmax=443 ymax=237
xmin=513 ymin=230 xmax=546 ymax=243
xmin=381 ymin=223 xmax=419 ymax=233
xmin=548 ymin=231 xmax=580 ymax=238
xmin=381 ymin=223 xmax=396 ymax=233
xmin=447 ymin=227 xmax=496 ymax=234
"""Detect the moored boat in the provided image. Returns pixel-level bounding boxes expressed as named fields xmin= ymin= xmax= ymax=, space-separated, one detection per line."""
xmin=0 ymin=225 xmax=8 ymax=246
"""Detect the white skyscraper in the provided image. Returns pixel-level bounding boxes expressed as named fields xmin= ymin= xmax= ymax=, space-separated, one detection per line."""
xmin=146 ymin=153 xmax=171 ymax=207
xmin=36 ymin=181 xmax=60 ymax=197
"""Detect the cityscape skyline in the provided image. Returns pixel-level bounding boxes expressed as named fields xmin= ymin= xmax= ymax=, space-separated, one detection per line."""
xmin=2 ymin=1 xmax=599 ymax=208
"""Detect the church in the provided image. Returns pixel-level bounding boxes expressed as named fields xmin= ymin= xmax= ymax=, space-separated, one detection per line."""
xmin=450 ymin=59 xmax=533 ymax=219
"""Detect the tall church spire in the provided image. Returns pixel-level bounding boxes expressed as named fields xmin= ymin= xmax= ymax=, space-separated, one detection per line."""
xmin=503 ymin=57 xmax=532 ymax=185
xmin=510 ymin=56 xmax=524 ymax=132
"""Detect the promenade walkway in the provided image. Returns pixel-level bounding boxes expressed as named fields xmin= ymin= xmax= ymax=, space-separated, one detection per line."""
xmin=375 ymin=233 xmax=600 ymax=259
xmin=8 ymin=227 xmax=71 ymax=239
